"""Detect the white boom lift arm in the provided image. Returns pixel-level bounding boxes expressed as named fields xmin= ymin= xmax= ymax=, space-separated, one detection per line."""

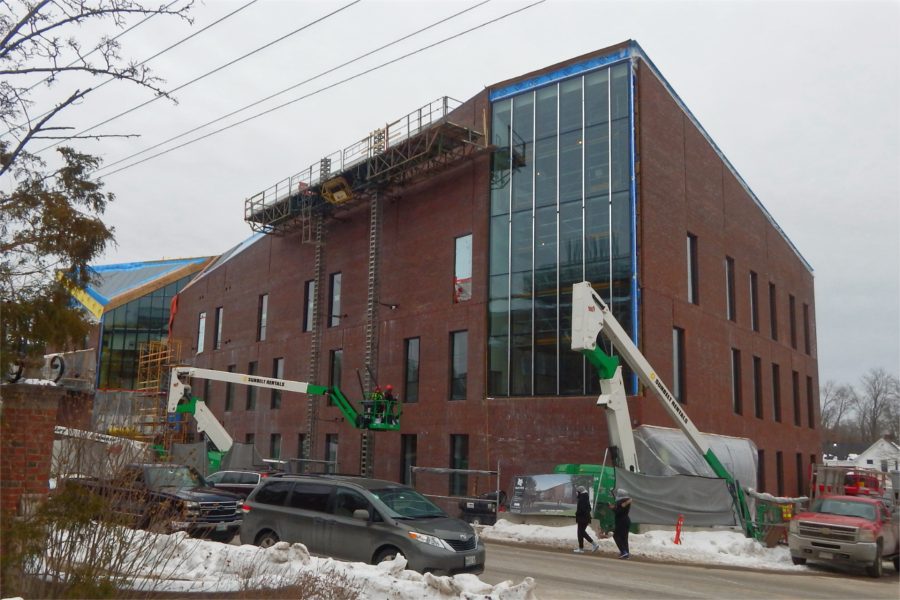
xmin=167 ymin=366 xmax=401 ymax=454
xmin=571 ymin=281 xmax=756 ymax=536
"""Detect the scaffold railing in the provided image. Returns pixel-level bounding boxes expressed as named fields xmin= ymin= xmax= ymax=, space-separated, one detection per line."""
xmin=244 ymin=97 xmax=463 ymax=230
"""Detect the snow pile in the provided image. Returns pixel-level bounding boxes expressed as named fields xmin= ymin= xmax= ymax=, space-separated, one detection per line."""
xmin=111 ymin=530 xmax=536 ymax=598
xmin=480 ymin=519 xmax=802 ymax=571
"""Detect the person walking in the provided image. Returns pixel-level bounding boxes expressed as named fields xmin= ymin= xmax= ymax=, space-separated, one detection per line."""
xmin=573 ymin=485 xmax=599 ymax=554
xmin=611 ymin=488 xmax=632 ymax=559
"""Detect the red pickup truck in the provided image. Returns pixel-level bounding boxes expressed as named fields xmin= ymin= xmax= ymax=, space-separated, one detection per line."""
xmin=788 ymin=494 xmax=899 ymax=577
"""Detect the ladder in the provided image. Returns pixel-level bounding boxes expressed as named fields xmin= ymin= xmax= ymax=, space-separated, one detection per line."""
xmin=360 ymin=189 xmax=382 ymax=477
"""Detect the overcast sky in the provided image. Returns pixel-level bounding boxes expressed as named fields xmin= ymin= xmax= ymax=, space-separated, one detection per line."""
xmin=11 ymin=0 xmax=899 ymax=386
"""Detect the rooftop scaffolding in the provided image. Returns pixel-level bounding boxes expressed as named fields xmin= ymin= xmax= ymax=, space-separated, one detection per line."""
xmin=244 ymin=97 xmax=489 ymax=240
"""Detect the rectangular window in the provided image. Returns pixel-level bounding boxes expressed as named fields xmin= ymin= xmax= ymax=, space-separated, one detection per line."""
xmin=325 ymin=434 xmax=338 ymax=474
xmin=753 ymin=355 xmax=763 ymax=419
xmin=771 ymin=363 xmax=782 ymax=422
xmin=214 ymin=306 xmax=224 ymax=350
xmin=757 ymin=449 xmax=766 ymax=493
xmin=225 ymin=364 xmax=235 ymax=411
xmin=245 ymin=433 xmax=255 ymax=446
xmin=454 ymin=234 xmax=473 ymax=303
xmin=776 ymin=451 xmax=784 ymax=497
xmin=303 ymin=280 xmax=316 ymax=332
xmin=450 ymin=331 xmax=468 ymax=400
xmin=329 ymin=349 xmax=343 ymax=406
xmin=803 ymin=303 xmax=811 ymax=355
xmin=196 ymin=312 xmax=206 ymax=353
xmin=796 ymin=453 xmax=804 ymax=497
xmin=731 ymin=348 xmax=742 ymax=415
xmin=449 ymin=434 xmax=469 ymax=496
xmin=792 ymin=370 xmax=800 ymax=426
xmin=202 ymin=380 xmax=211 ymax=407
xmin=806 ymin=375 xmax=815 ymax=429
xmin=725 ymin=257 xmax=736 ymax=322
xmin=749 ymin=271 xmax=759 ymax=332
xmin=769 ymin=282 xmax=778 ymax=340
xmin=257 ymin=294 xmax=268 ymax=341
xmin=672 ymin=327 xmax=685 ymax=403
xmin=404 ymin=337 xmax=420 ymax=403
xmin=271 ymin=357 xmax=284 ymax=409
xmin=400 ymin=434 xmax=417 ymax=485
xmin=686 ymin=233 xmax=699 ymax=305
xmin=789 ymin=294 xmax=797 ymax=349
xmin=270 ymin=433 xmax=281 ymax=460
xmin=247 ymin=361 xmax=258 ymax=410
xmin=329 ymin=272 xmax=342 ymax=327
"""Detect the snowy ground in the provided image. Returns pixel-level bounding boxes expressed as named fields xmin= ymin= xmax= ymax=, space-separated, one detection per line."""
xmin=480 ymin=519 xmax=803 ymax=572
xmin=31 ymin=519 xmax=800 ymax=599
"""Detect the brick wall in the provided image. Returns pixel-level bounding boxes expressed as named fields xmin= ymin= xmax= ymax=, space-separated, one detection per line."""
xmin=0 ymin=385 xmax=63 ymax=514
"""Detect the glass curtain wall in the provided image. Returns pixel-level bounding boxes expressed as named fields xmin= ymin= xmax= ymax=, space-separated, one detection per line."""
xmin=98 ymin=273 xmax=194 ymax=389
xmin=489 ymin=61 xmax=635 ymax=397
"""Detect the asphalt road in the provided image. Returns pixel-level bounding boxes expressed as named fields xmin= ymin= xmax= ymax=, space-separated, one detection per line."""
xmin=479 ymin=541 xmax=900 ymax=600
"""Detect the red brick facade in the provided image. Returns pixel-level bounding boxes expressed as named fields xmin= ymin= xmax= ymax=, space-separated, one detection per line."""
xmin=169 ymin=44 xmax=820 ymax=500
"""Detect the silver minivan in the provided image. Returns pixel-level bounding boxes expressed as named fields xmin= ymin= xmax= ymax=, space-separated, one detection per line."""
xmin=239 ymin=475 xmax=485 ymax=575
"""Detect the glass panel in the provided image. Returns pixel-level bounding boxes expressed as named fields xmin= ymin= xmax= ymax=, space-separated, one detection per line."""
xmin=534 ymin=205 xmax=556 ymax=271
xmin=533 ymin=267 xmax=557 ymax=396
xmin=490 ymin=216 xmax=509 ymax=276
xmin=511 ymin=93 xmax=534 ymax=213
xmin=534 ymin=85 xmax=557 ymax=208
xmin=610 ymin=62 xmax=630 ymax=120
xmin=510 ymin=211 xmax=532 ymax=274
xmin=488 ymin=335 xmax=509 ymax=396
xmin=559 ymin=77 xmax=582 ymax=134
xmin=491 ymin=98 xmax=512 ymax=215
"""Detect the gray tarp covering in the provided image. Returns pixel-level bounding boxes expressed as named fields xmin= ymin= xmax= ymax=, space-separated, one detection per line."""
xmin=633 ymin=425 xmax=758 ymax=489
xmin=52 ymin=427 xmax=153 ymax=479
xmin=615 ymin=468 xmax=737 ymax=526
xmin=220 ymin=442 xmax=266 ymax=471
xmin=171 ymin=442 xmax=209 ymax=475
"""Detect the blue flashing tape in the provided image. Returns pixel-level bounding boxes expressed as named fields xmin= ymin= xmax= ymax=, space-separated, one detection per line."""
xmin=489 ymin=48 xmax=632 ymax=102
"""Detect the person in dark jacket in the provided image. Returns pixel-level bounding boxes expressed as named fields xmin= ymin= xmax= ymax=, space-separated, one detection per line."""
xmin=611 ymin=488 xmax=632 ymax=559
xmin=573 ymin=486 xmax=599 ymax=553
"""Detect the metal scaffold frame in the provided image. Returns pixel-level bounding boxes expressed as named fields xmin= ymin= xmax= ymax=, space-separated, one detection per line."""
xmin=135 ymin=339 xmax=184 ymax=449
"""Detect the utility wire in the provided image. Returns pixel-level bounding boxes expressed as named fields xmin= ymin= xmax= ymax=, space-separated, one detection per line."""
xmin=3 ymin=0 xmax=183 ymax=138
xmin=34 ymin=0 xmax=362 ymax=155
xmin=97 ymin=0 xmax=546 ymax=180
xmin=94 ymin=0 xmax=493 ymax=175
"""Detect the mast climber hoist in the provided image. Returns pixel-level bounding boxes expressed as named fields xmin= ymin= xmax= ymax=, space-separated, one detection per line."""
xmin=571 ymin=281 xmax=758 ymax=538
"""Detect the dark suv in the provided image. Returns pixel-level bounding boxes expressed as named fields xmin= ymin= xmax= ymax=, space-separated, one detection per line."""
xmin=239 ymin=475 xmax=485 ymax=575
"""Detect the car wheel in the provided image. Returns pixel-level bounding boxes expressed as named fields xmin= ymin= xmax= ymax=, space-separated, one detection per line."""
xmin=375 ymin=546 xmax=405 ymax=565
xmin=255 ymin=530 xmax=279 ymax=549
xmin=865 ymin=542 xmax=883 ymax=578
xmin=791 ymin=556 xmax=807 ymax=566
xmin=893 ymin=554 xmax=899 ymax=573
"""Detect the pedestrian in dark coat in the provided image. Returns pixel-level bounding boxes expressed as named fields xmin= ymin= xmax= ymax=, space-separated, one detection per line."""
xmin=573 ymin=486 xmax=599 ymax=553
xmin=611 ymin=488 xmax=632 ymax=559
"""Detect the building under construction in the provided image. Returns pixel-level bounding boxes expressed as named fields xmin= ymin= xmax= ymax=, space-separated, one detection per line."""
xmin=169 ymin=40 xmax=822 ymax=499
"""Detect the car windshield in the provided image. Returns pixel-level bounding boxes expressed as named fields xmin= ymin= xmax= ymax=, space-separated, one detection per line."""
xmin=145 ymin=466 xmax=203 ymax=490
xmin=813 ymin=498 xmax=877 ymax=521
xmin=370 ymin=487 xmax=447 ymax=519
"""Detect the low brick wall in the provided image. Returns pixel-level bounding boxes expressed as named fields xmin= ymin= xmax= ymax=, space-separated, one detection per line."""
xmin=0 ymin=384 xmax=67 ymax=515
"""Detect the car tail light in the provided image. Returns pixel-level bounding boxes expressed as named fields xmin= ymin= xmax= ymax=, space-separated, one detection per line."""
xmin=241 ymin=503 xmax=251 ymax=513
xmin=260 ymin=473 xmax=269 ymax=478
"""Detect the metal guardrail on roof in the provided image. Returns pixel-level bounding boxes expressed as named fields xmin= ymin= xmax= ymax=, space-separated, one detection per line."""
xmin=243 ymin=97 xmax=462 ymax=220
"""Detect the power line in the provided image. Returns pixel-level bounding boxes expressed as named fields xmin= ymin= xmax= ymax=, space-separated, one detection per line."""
xmin=3 ymin=0 xmax=185 ymax=138
xmin=97 ymin=0 xmax=546 ymax=180
xmin=94 ymin=0 xmax=493 ymax=175
xmin=34 ymin=0 xmax=362 ymax=155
